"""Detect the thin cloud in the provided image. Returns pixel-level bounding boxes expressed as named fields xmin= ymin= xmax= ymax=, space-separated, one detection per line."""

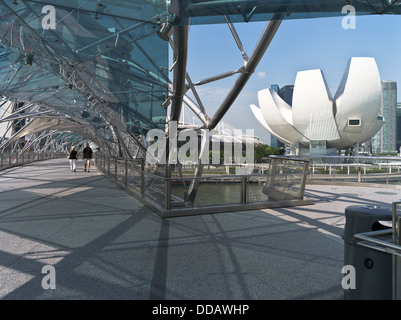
xmin=257 ymin=71 xmax=266 ymax=78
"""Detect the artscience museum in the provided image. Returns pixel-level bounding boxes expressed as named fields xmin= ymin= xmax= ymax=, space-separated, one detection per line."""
xmin=251 ymin=57 xmax=384 ymax=155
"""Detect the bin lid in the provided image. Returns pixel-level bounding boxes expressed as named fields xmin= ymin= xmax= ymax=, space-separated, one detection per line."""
xmin=343 ymin=205 xmax=393 ymax=239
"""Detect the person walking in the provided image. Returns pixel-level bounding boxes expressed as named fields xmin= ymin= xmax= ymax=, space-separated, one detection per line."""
xmin=68 ymin=146 xmax=78 ymax=172
xmin=82 ymin=142 xmax=93 ymax=172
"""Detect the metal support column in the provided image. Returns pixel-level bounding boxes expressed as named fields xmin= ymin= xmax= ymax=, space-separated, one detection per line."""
xmin=187 ymin=16 xmax=283 ymax=204
xmin=206 ymin=15 xmax=284 ymax=130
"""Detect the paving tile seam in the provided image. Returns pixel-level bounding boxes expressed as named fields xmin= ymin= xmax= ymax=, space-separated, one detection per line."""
xmin=0 ymin=214 xmax=129 ymax=226
xmin=0 ymin=218 xmax=78 ymax=274
xmin=246 ymin=272 xmax=293 ymax=300
xmin=58 ymin=198 xmax=142 ymax=212
xmin=206 ymin=240 xmax=343 ymax=266
xmin=164 ymin=216 xmax=345 ymax=264
xmin=0 ymin=248 xmax=48 ymax=275
xmin=160 ymin=219 xmax=336 ymax=297
xmin=0 ymin=176 xmax=106 ymax=217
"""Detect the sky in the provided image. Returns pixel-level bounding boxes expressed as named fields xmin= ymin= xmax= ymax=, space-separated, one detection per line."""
xmin=180 ymin=13 xmax=401 ymax=144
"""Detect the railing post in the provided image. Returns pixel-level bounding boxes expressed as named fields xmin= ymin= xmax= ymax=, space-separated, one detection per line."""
xmin=115 ymin=158 xmax=118 ymax=179
xmin=299 ymin=161 xmax=309 ymax=199
xmin=241 ymin=176 xmax=248 ymax=204
xmin=141 ymin=160 xmax=145 ymax=194
xmin=387 ymin=160 xmax=389 ymax=184
xmin=166 ymin=164 xmax=171 ymax=210
xmin=125 ymin=159 xmax=128 ymax=187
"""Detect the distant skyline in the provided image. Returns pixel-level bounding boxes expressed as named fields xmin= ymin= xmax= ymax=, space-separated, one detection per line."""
xmin=182 ymin=14 xmax=401 ymax=144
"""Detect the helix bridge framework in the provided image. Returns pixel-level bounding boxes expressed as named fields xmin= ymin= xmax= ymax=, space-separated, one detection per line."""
xmin=1 ymin=0 xmax=401 ymax=214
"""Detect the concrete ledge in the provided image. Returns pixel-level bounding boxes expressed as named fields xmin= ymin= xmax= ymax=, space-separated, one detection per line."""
xmin=307 ymin=180 xmax=401 ymax=190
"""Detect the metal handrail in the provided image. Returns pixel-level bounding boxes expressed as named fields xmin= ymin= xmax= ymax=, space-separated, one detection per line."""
xmin=355 ymin=230 xmax=401 ymax=256
xmin=107 ymin=156 xmax=309 ymax=181
xmin=95 ymin=154 xmax=311 ymax=213
xmin=352 ymin=201 xmax=401 ymax=300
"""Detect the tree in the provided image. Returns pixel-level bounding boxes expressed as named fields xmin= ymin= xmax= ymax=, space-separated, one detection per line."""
xmin=254 ymin=144 xmax=285 ymax=162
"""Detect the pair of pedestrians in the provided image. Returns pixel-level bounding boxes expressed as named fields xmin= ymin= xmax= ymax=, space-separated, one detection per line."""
xmin=67 ymin=143 xmax=93 ymax=172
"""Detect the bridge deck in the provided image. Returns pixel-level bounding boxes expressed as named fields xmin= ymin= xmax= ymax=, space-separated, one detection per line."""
xmin=1 ymin=158 xmax=400 ymax=300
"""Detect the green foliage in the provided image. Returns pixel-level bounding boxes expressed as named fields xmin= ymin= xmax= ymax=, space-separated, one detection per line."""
xmin=376 ymin=152 xmax=399 ymax=157
xmin=254 ymin=144 xmax=285 ymax=163
xmin=206 ymin=144 xmax=285 ymax=164
xmin=366 ymin=167 xmax=387 ymax=173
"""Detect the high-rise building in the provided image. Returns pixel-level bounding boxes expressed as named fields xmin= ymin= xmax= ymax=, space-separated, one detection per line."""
xmin=270 ymin=84 xmax=280 ymax=93
xmin=372 ymin=80 xmax=397 ymax=153
xmin=279 ymin=85 xmax=294 ymax=106
xmin=270 ymin=84 xmax=294 ymax=106
xmin=396 ymin=102 xmax=401 ymax=153
xmin=269 ymin=84 xmax=288 ymax=148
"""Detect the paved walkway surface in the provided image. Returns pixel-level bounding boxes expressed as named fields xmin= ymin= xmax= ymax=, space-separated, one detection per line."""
xmin=1 ymin=158 xmax=400 ymax=300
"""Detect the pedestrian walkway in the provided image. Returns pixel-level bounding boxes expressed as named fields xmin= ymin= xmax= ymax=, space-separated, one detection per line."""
xmin=1 ymin=158 xmax=401 ymax=300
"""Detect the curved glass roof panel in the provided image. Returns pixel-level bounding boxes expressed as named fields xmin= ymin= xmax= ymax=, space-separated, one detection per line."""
xmin=0 ymin=0 xmax=168 ymax=139
xmin=171 ymin=0 xmax=401 ymax=25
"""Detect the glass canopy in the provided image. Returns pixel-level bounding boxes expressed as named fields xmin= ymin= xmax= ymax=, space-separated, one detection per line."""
xmin=0 ymin=0 xmax=169 ymax=149
xmin=172 ymin=0 xmax=401 ymax=24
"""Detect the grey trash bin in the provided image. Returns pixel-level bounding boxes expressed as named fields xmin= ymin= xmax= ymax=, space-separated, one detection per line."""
xmin=342 ymin=205 xmax=393 ymax=300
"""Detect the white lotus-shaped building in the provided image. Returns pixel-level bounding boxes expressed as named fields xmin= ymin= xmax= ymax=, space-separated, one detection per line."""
xmin=251 ymin=57 xmax=384 ymax=151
